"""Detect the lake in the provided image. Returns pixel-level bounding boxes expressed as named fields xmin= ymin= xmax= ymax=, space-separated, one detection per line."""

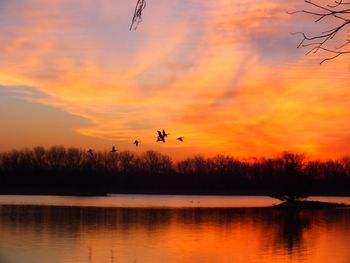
xmin=0 ymin=195 xmax=350 ymax=263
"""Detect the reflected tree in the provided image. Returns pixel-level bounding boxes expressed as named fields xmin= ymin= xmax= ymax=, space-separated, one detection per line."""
xmin=270 ymin=210 xmax=311 ymax=254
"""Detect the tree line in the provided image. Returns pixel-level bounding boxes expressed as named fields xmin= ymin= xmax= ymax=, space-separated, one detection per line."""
xmin=0 ymin=146 xmax=350 ymax=197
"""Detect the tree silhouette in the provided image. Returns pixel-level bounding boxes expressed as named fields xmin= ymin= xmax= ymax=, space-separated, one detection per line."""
xmin=269 ymin=152 xmax=312 ymax=202
xmin=0 ymin=147 xmax=350 ymax=196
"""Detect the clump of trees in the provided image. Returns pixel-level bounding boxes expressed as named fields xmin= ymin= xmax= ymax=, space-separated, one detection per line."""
xmin=267 ymin=153 xmax=311 ymax=202
xmin=0 ymin=146 xmax=350 ymax=197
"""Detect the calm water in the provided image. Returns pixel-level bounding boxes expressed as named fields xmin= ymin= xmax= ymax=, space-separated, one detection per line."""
xmin=0 ymin=195 xmax=350 ymax=263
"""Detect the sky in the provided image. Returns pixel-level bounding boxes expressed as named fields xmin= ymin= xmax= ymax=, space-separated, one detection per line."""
xmin=1 ymin=0 xmax=350 ymax=160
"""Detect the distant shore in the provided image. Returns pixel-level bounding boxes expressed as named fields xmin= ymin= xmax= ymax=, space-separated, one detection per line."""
xmin=274 ymin=200 xmax=349 ymax=209
xmin=1 ymin=148 xmax=350 ymax=203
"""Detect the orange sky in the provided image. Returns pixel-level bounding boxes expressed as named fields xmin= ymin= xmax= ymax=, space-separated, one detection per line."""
xmin=1 ymin=0 xmax=350 ymax=160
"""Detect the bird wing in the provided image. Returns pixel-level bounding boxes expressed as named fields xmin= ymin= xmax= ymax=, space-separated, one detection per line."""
xmin=157 ymin=130 xmax=162 ymax=137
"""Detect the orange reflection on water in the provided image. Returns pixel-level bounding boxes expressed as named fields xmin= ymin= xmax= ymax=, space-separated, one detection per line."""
xmin=0 ymin=204 xmax=350 ymax=263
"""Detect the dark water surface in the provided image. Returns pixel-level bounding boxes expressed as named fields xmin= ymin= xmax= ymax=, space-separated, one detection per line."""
xmin=0 ymin=195 xmax=349 ymax=263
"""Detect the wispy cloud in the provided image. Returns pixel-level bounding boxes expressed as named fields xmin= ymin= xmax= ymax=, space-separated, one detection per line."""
xmin=1 ymin=0 xmax=350 ymax=159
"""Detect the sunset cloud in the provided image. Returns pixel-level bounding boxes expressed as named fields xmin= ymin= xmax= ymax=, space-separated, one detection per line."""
xmin=1 ymin=0 xmax=350 ymax=159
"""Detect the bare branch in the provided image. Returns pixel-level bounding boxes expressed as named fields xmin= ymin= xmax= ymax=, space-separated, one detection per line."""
xmin=291 ymin=0 xmax=350 ymax=65
xmin=328 ymin=0 xmax=350 ymax=8
xmin=130 ymin=0 xmax=147 ymax=31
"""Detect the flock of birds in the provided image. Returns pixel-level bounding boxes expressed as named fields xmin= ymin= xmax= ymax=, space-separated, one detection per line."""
xmin=87 ymin=130 xmax=184 ymax=156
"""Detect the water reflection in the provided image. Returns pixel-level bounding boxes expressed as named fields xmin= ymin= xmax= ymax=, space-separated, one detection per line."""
xmin=0 ymin=205 xmax=350 ymax=262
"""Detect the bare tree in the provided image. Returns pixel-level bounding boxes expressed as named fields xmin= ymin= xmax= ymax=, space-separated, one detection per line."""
xmin=291 ymin=0 xmax=350 ymax=65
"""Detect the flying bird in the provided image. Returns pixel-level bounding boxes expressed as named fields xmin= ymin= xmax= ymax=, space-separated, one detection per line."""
xmin=177 ymin=137 xmax=184 ymax=142
xmin=111 ymin=146 xmax=117 ymax=153
xmin=157 ymin=130 xmax=166 ymax=143
xmin=134 ymin=140 xmax=140 ymax=146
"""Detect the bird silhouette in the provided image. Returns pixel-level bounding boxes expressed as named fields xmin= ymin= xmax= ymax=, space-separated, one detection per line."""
xmin=134 ymin=140 xmax=140 ymax=146
xmin=88 ymin=149 xmax=93 ymax=156
xmin=177 ymin=137 xmax=184 ymax=142
xmin=157 ymin=130 xmax=166 ymax=142
xmin=111 ymin=146 xmax=117 ymax=153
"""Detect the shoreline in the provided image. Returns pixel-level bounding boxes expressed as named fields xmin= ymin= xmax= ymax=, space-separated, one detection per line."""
xmin=0 ymin=195 xmax=348 ymax=210
xmin=273 ymin=200 xmax=349 ymax=209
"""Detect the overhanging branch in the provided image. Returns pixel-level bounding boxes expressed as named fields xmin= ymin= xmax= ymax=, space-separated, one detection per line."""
xmin=291 ymin=0 xmax=350 ymax=64
xmin=130 ymin=0 xmax=146 ymax=31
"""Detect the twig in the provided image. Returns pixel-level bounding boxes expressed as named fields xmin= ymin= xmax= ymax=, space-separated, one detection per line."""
xmin=291 ymin=0 xmax=350 ymax=65
xmin=130 ymin=0 xmax=147 ymax=31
